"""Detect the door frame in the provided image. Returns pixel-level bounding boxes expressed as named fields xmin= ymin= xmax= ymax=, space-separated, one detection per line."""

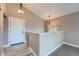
xmin=8 ymin=17 xmax=26 ymax=46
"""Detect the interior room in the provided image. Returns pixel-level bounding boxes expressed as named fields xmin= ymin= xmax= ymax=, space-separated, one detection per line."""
xmin=0 ymin=3 xmax=79 ymax=56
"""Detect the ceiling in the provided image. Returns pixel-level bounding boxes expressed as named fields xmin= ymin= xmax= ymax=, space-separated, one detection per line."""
xmin=23 ymin=3 xmax=79 ymax=20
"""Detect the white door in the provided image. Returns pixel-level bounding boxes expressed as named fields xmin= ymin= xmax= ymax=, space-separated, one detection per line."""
xmin=9 ymin=17 xmax=25 ymax=45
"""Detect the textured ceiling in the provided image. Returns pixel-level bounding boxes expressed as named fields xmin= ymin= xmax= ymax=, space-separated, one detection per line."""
xmin=23 ymin=3 xmax=79 ymax=20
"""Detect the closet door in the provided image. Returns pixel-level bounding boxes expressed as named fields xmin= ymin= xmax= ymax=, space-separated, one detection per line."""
xmin=9 ymin=17 xmax=25 ymax=45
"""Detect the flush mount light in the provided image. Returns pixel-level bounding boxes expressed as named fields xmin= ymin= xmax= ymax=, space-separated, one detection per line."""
xmin=18 ymin=3 xmax=24 ymax=14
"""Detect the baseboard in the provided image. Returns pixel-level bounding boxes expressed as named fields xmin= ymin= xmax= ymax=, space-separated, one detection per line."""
xmin=3 ymin=44 xmax=10 ymax=48
xmin=24 ymin=41 xmax=27 ymax=43
xmin=64 ymin=42 xmax=79 ymax=48
xmin=1 ymin=51 xmax=4 ymax=56
xmin=46 ymin=42 xmax=64 ymax=56
xmin=29 ymin=47 xmax=37 ymax=56
xmin=29 ymin=43 xmax=64 ymax=56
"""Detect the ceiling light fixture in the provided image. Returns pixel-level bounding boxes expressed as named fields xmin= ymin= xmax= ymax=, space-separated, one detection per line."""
xmin=48 ymin=15 xmax=51 ymax=25
xmin=18 ymin=3 xmax=24 ymax=14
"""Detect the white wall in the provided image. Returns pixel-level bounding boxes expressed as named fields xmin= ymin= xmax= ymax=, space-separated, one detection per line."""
xmin=49 ymin=12 xmax=79 ymax=46
xmin=3 ymin=16 xmax=8 ymax=46
xmin=39 ymin=32 xmax=64 ymax=56
xmin=0 ymin=11 xmax=3 ymax=55
xmin=29 ymin=32 xmax=64 ymax=56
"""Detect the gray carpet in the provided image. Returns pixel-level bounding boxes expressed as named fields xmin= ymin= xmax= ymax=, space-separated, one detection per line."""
xmin=49 ymin=44 xmax=79 ymax=56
